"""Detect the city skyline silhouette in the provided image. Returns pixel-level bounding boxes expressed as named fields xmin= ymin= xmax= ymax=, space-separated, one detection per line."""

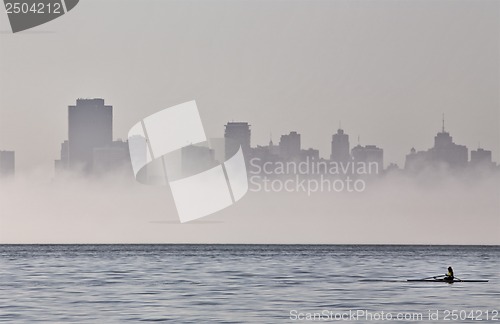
xmin=1 ymin=97 xmax=498 ymax=178
xmin=1 ymin=0 xmax=498 ymax=177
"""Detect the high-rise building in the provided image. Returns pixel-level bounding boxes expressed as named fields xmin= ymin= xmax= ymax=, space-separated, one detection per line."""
xmin=351 ymin=144 xmax=383 ymax=173
xmin=301 ymin=148 xmax=319 ymax=161
xmin=55 ymin=98 xmax=131 ymax=175
xmin=54 ymin=140 xmax=69 ymax=173
xmin=404 ymin=147 xmax=426 ymax=170
xmin=279 ymin=131 xmax=301 ymax=160
xmin=249 ymin=136 xmax=281 ymax=171
xmin=68 ymin=98 xmax=113 ymax=172
xmin=224 ymin=122 xmax=251 ymax=160
xmin=405 ymin=117 xmax=468 ymax=171
xmin=268 ymin=137 xmax=280 ymax=157
xmin=0 ymin=150 xmax=15 ymax=177
xmin=93 ymin=140 xmax=130 ymax=173
xmin=470 ymin=148 xmax=493 ymax=167
xmin=431 ymin=131 xmax=468 ymax=167
xmin=330 ymin=128 xmax=350 ymax=162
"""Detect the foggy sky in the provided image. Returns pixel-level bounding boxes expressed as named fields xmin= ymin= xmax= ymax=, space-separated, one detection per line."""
xmin=0 ymin=0 xmax=499 ymax=244
xmin=0 ymin=0 xmax=498 ymax=176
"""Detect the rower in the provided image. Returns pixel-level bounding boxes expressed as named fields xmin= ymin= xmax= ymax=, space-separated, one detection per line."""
xmin=444 ymin=266 xmax=454 ymax=281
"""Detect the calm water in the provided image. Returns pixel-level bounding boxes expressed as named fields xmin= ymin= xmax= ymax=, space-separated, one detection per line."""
xmin=0 ymin=245 xmax=499 ymax=323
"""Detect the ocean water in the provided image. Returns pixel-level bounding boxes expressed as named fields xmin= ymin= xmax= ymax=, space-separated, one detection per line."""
xmin=0 ymin=245 xmax=498 ymax=323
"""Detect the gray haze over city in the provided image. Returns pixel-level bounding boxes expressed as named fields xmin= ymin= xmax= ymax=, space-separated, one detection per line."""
xmin=0 ymin=0 xmax=499 ymax=244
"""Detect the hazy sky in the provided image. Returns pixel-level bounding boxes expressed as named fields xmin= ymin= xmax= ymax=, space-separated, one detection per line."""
xmin=0 ymin=0 xmax=498 ymax=176
xmin=1 ymin=0 xmax=499 ymax=244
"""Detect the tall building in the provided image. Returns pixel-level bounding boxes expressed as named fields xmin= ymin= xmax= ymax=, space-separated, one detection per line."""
xmin=55 ymin=98 xmax=131 ymax=175
xmin=431 ymin=130 xmax=468 ymax=167
xmin=301 ymin=148 xmax=319 ymax=161
xmin=470 ymin=148 xmax=493 ymax=167
xmin=54 ymin=140 xmax=69 ymax=173
xmin=330 ymin=128 xmax=350 ymax=162
xmin=268 ymin=136 xmax=280 ymax=156
xmin=224 ymin=122 xmax=251 ymax=160
xmin=404 ymin=147 xmax=426 ymax=170
xmin=93 ymin=140 xmax=130 ymax=173
xmin=68 ymin=98 xmax=113 ymax=172
xmin=0 ymin=150 xmax=15 ymax=177
xmin=249 ymin=136 xmax=281 ymax=172
xmin=405 ymin=117 xmax=468 ymax=171
xmin=279 ymin=131 xmax=301 ymax=160
xmin=351 ymin=144 xmax=383 ymax=173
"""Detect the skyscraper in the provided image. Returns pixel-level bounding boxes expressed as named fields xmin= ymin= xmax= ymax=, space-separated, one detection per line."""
xmin=405 ymin=117 xmax=468 ymax=171
xmin=93 ymin=140 xmax=130 ymax=173
xmin=224 ymin=122 xmax=251 ymax=160
xmin=279 ymin=131 xmax=301 ymax=161
xmin=330 ymin=128 xmax=350 ymax=162
xmin=351 ymin=144 xmax=384 ymax=172
xmin=431 ymin=131 xmax=468 ymax=167
xmin=470 ymin=148 xmax=493 ymax=167
xmin=0 ymin=150 xmax=15 ymax=177
xmin=68 ymin=98 xmax=113 ymax=172
xmin=55 ymin=98 xmax=131 ymax=175
xmin=54 ymin=140 xmax=69 ymax=173
xmin=301 ymin=148 xmax=319 ymax=161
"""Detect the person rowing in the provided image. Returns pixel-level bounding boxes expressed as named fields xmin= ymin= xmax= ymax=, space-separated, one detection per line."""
xmin=406 ymin=266 xmax=488 ymax=282
xmin=443 ymin=266 xmax=454 ymax=281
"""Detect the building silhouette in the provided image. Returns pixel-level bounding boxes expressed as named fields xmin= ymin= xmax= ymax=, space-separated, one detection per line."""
xmin=55 ymin=98 xmax=130 ymax=174
xmin=470 ymin=147 xmax=494 ymax=168
xmin=0 ymin=150 xmax=15 ymax=177
xmin=93 ymin=140 xmax=130 ymax=173
xmin=267 ymin=136 xmax=280 ymax=157
xmin=224 ymin=122 xmax=251 ymax=160
xmin=301 ymin=148 xmax=319 ymax=161
xmin=54 ymin=140 xmax=69 ymax=171
xmin=249 ymin=137 xmax=281 ymax=172
xmin=330 ymin=128 xmax=350 ymax=162
xmin=279 ymin=131 xmax=301 ymax=160
xmin=405 ymin=117 xmax=468 ymax=171
xmin=351 ymin=144 xmax=384 ymax=172
xmin=68 ymin=98 xmax=112 ymax=171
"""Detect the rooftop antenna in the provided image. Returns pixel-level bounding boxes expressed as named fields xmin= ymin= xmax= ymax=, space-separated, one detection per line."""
xmin=339 ymin=120 xmax=342 ymax=130
xmin=442 ymin=113 xmax=445 ymax=133
xmin=358 ymin=135 xmax=360 ymax=145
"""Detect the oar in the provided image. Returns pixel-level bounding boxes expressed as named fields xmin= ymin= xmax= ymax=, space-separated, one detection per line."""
xmin=420 ymin=275 xmax=446 ymax=280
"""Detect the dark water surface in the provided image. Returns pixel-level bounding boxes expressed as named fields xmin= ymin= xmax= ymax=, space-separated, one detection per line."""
xmin=0 ymin=245 xmax=499 ymax=323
